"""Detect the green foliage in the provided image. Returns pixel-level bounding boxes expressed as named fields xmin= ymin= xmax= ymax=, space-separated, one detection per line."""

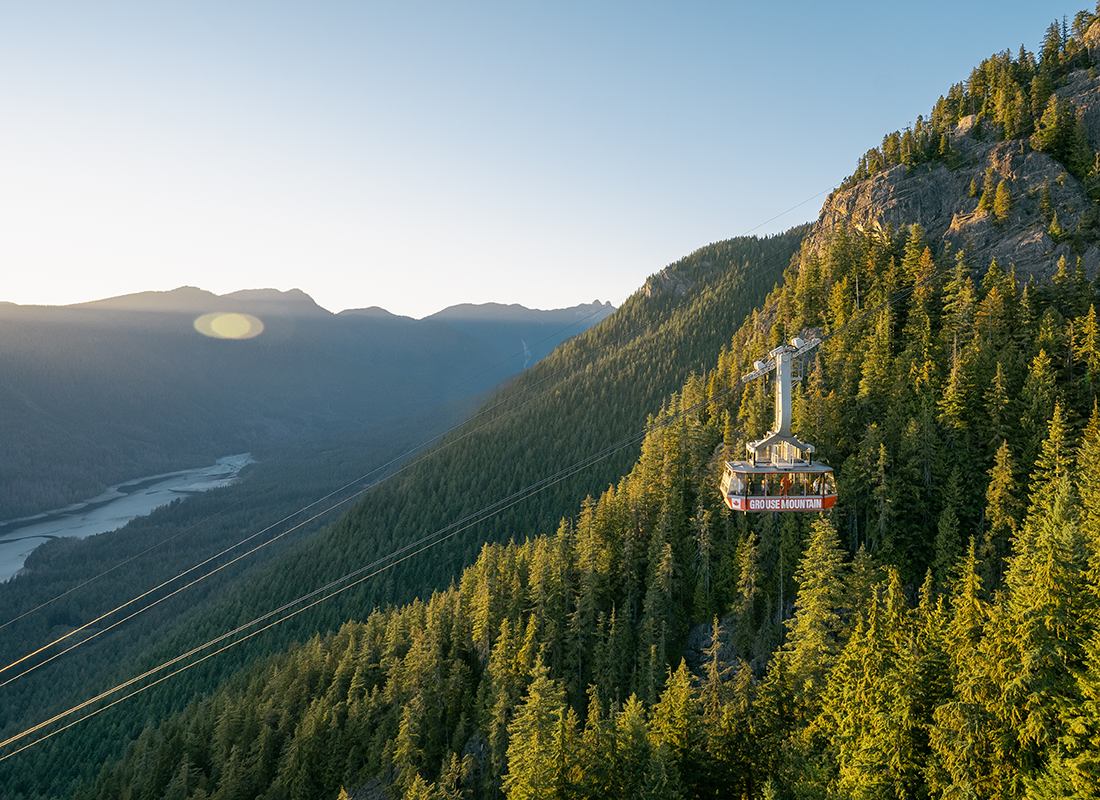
xmin=777 ymin=518 xmax=847 ymax=708
xmin=838 ymin=15 xmax=1100 ymax=194
xmin=0 ymin=226 xmax=808 ymax=797
xmin=10 ymin=12 xmax=1100 ymax=800
xmin=1050 ymin=209 xmax=1065 ymax=242
xmin=993 ymin=179 xmax=1014 ymax=224
xmin=502 ymin=660 xmax=571 ymax=800
xmin=22 ymin=196 xmax=1099 ymax=799
xmin=1040 ymin=180 xmax=1055 ymax=221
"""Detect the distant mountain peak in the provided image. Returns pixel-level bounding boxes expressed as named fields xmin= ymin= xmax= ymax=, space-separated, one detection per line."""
xmin=338 ymin=306 xmax=410 ymax=320
xmin=223 ymin=288 xmax=316 ymax=304
xmin=75 ymin=286 xmax=220 ymax=312
xmin=65 ymin=286 xmax=330 ymax=317
xmin=221 ymin=288 xmax=330 ymax=317
xmin=427 ymin=299 xmax=616 ymax=324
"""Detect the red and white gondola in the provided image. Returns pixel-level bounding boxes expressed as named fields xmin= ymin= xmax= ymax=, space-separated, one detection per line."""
xmin=721 ymin=337 xmax=837 ymax=513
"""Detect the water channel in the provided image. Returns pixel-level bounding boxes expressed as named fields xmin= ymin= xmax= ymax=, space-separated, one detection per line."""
xmin=0 ymin=454 xmax=253 ymax=583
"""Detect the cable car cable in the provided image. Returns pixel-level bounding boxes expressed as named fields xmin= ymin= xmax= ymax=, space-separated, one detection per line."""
xmin=0 ymin=301 xmax=621 ymax=633
xmin=2 ymin=209 xmax=951 ymax=759
xmin=4 ymin=357 xmax=766 ymax=760
xmin=1 ymin=357 xmax=766 ymax=759
xmin=0 ymin=194 xmax=825 ymax=695
xmin=0 ymin=412 xmax=665 ymax=760
xmin=1 ymin=191 xmax=818 ymax=635
xmin=0 ymin=303 xmax=661 ymax=681
xmin=0 ymin=492 xmax=257 ymax=633
xmin=0 ymin=303 xmax=624 ymax=634
xmin=0 ymin=217 xmax=810 ymax=673
xmin=0 ymin=488 xmax=369 ymax=689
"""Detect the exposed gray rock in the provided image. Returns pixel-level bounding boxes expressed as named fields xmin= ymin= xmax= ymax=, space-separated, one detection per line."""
xmin=804 ymin=68 xmax=1100 ymax=284
xmin=1060 ymin=63 xmax=1100 ymax=151
xmin=644 ymin=267 xmax=694 ymax=299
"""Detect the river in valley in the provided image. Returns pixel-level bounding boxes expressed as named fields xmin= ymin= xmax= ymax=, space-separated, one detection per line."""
xmin=0 ymin=454 xmax=253 ymax=584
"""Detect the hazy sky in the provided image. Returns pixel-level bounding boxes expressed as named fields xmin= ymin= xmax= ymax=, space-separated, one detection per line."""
xmin=0 ymin=2 xmax=1072 ymax=318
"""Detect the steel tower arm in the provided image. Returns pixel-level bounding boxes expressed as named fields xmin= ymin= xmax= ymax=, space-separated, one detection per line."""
xmin=740 ymin=336 xmax=822 ymax=460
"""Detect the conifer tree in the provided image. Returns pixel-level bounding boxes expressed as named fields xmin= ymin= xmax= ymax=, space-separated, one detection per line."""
xmin=393 ymin=694 xmax=427 ymax=793
xmin=574 ymin=687 xmax=614 ymax=798
xmin=650 ymin=660 xmax=700 ymax=783
xmin=819 ymin=567 xmax=945 ymax=798
xmin=161 ymin=756 xmax=201 ymax=800
xmin=938 ymin=335 xmax=973 ymax=432
xmin=1074 ymin=257 xmax=1094 ymax=316
xmin=1053 ymin=255 xmax=1076 ymax=317
xmin=611 ymin=695 xmax=653 ymax=799
xmin=502 ymin=660 xmax=572 ymax=800
xmin=700 ymin=618 xmax=731 ymax=720
xmin=942 ymin=247 xmax=978 ymax=344
xmin=946 ymin=538 xmax=988 ymax=665
xmin=732 ymin=532 xmax=761 ymax=660
xmin=977 ymin=187 xmax=993 ymax=213
xmin=1081 ymin=305 xmax=1100 ymax=404
xmin=900 ymin=224 xmax=930 ymax=286
xmin=691 ymin=505 xmax=715 ymax=619
xmin=818 ymin=586 xmax=892 ymax=798
xmin=1031 ymin=70 xmax=1054 ymax=119
xmin=484 ymin=617 xmax=532 ymax=777
xmin=435 ymin=753 xmax=473 ymax=800
xmin=981 ymin=362 xmax=1014 ymax=457
xmin=643 ymin=743 xmax=686 ymax=800
xmin=929 ymin=443 xmax=1093 ymax=799
xmin=1040 ymin=180 xmax=1054 ymax=222
xmin=775 ymin=516 xmax=847 ymax=715
xmin=976 ymin=258 xmax=1012 ymax=345
xmin=1032 ymin=94 xmax=1076 ymax=159
xmin=998 ymin=466 xmax=1093 ymax=780
xmin=403 ymin=775 xmax=434 ymax=800
xmin=1030 ymin=407 xmax=1100 ymax=800
xmin=871 ymin=441 xmax=893 ymax=556
xmin=1070 ymin=113 xmax=1094 ymax=180
xmin=1020 ymin=403 xmax=1076 ymax=557
xmin=983 ymin=440 xmax=1021 ymax=591
xmin=1078 ymin=400 xmax=1100 ymax=579
xmin=928 ymin=639 xmax=1008 ymax=796
xmin=993 ymin=179 xmax=1013 ymax=224
xmin=1019 ymin=349 xmax=1060 ymax=469
xmin=1049 ymin=209 xmax=1064 ymax=242
xmin=933 ymin=469 xmax=964 ymax=588
xmin=858 ymin=307 xmax=894 ymax=413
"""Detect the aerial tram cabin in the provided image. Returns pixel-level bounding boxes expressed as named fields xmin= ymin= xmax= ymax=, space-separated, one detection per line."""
xmin=721 ymin=337 xmax=837 ymax=512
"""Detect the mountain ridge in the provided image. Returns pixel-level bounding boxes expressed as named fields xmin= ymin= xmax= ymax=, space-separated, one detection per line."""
xmin=807 ymin=27 xmax=1100 ymax=287
xmin=0 ymin=227 xmax=804 ymax=796
xmin=0 ymin=289 xmax=614 ymax=520
xmin=12 ymin=11 xmax=1100 ymax=800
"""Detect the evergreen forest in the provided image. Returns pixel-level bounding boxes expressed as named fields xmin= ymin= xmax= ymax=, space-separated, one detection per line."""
xmin=0 ymin=228 xmax=803 ymax=796
xmin=6 ymin=9 xmax=1100 ymax=800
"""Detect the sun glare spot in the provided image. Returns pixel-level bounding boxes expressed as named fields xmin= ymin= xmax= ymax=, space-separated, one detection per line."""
xmin=193 ymin=312 xmax=264 ymax=340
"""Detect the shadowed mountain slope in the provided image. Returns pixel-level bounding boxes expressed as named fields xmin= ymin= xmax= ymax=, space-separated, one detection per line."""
xmin=0 ymin=289 xmax=611 ymax=520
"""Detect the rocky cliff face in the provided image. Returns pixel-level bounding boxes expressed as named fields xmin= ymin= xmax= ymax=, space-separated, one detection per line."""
xmin=807 ymin=67 xmax=1100 ymax=283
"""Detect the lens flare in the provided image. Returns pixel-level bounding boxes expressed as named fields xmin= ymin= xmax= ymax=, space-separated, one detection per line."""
xmin=193 ymin=312 xmax=264 ymax=340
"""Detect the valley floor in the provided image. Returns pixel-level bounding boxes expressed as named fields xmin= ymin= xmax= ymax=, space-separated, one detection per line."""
xmin=0 ymin=453 xmax=252 ymax=583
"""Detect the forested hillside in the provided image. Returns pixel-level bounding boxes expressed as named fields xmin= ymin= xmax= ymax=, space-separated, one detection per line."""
xmin=0 ymin=230 xmax=804 ymax=797
xmin=816 ymin=10 xmax=1100 ymax=284
xmin=66 ymin=211 xmax=1100 ymax=800
xmin=9 ymin=9 xmax=1100 ymax=800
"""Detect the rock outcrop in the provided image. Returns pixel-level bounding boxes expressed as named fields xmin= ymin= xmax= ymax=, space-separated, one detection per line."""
xmin=644 ymin=266 xmax=694 ymax=298
xmin=806 ymin=68 xmax=1100 ymax=283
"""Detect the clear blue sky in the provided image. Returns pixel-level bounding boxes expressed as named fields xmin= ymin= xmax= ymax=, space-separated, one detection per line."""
xmin=0 ymin=1 xmax=1074 ymax=318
